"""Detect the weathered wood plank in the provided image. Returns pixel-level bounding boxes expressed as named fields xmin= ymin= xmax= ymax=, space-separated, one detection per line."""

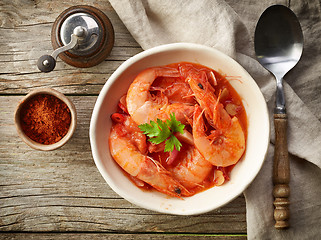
xmin=1 ymin=0 xmax=248 ymax=235
xmin=0 ymin=233 xmax=247 ymax=240
xmin=0 ymin=96 xmax=246 ymax=233
xmin=0 ymin=0 xmax=142 ymax=95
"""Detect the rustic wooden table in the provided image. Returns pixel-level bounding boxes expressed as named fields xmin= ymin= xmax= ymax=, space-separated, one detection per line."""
xmin=0 ymin=1 xmax=248 ymax=239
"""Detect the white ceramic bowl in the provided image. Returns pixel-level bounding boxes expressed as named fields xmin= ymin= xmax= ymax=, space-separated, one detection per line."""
xmin=90 ymin=43 xmax=269 ymax=215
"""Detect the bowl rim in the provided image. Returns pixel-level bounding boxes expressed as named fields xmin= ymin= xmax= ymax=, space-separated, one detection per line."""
xmin=14 ymin=87 xmax=77 ymax=151
xmin=90 ymin=42 xmax=270 ymax=215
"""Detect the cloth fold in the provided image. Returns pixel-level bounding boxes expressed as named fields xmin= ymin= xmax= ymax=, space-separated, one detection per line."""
xmin=109 ymin=0 xmax=321 ymax=239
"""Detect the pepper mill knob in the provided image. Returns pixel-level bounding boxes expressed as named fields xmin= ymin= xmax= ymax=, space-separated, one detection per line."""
xmin=37 ymin=55 xmax=56 ymax=73
xmin=37 ymin=5 xmax=114 ymax=72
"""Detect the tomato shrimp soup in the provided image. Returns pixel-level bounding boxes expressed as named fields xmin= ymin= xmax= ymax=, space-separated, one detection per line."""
xmin=109 ymin=62 xmax=247 ymax=198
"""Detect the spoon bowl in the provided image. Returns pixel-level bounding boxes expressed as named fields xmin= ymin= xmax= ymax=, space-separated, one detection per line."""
xmin=254 ymin=4 xmax=303 ymax=229
xmin=255 ymin=5 xmax=303 ymax=80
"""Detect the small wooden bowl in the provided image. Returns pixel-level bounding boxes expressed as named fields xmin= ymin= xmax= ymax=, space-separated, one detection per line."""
xmin=14 ymin=88 xmax=77 ymax=151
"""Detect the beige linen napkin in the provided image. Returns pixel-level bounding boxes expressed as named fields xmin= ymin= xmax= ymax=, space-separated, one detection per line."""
xmin=109 ymin=0 xmax=321 ymax=239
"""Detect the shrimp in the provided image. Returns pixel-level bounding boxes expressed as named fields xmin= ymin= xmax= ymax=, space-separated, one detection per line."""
xmin=151 ymin=76 xmax=196 ymax=105
xmin=180 ymin=64 xmax=245 ymax=167
xmin=109 ymin=113 xmax=190 ymax=198
xmin=148 ymin=141 xmax=212 ymax=190
xmin=183 ymin=65 xmax=231 ymax=130
xmin=126 ymin=67 xmax=194 ymax=125
xmin=193 ymin=106 xmax=245 ymax=167
xmin=170 ymin=145 xmax=213 ymax=189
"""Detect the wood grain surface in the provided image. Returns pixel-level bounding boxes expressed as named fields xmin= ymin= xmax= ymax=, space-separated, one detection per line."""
xmin=0 ymin=0 xmax=247 ymax=239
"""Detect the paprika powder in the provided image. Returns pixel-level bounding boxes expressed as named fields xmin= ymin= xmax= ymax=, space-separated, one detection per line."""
xmin=20 ymin=94 xmax=71 ymax=145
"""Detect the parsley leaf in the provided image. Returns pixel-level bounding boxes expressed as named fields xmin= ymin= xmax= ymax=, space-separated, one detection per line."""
xmin=138 ymin=113 xmax=185 ymax=152
xmin=139 ymin=120 xmax=160 ymax=138
xmin=149 ymin=119 xmax=171 ymax=144
xmin=165 ymin=135 xmax=182 ymax=152
xmin=166 ymin=113 xmax=185 ymax=134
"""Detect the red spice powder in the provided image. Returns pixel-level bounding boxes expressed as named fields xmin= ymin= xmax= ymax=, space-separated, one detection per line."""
xmin=20 ymin=94 xmax=71 ymax=145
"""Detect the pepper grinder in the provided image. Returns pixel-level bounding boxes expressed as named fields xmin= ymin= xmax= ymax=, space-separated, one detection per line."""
xmin=37 ymin=5 xmax=114 ymax=72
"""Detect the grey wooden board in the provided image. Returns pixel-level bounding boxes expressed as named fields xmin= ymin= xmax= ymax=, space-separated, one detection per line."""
xmin=0 ymin=96 xmax=246 ymax=233
xmin=0 ymin=0 xmax=248 ymax=238
xmin=0 ymin=233 xmax=246 ymax=240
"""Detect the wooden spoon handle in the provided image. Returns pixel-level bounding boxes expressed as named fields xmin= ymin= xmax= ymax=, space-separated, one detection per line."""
xmin=273 ymin=113 xmax=290 ymax=229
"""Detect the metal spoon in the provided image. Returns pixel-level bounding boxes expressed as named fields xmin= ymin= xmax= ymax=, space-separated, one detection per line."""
xmin=254 ymin=5 xmax=303 ymax=229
